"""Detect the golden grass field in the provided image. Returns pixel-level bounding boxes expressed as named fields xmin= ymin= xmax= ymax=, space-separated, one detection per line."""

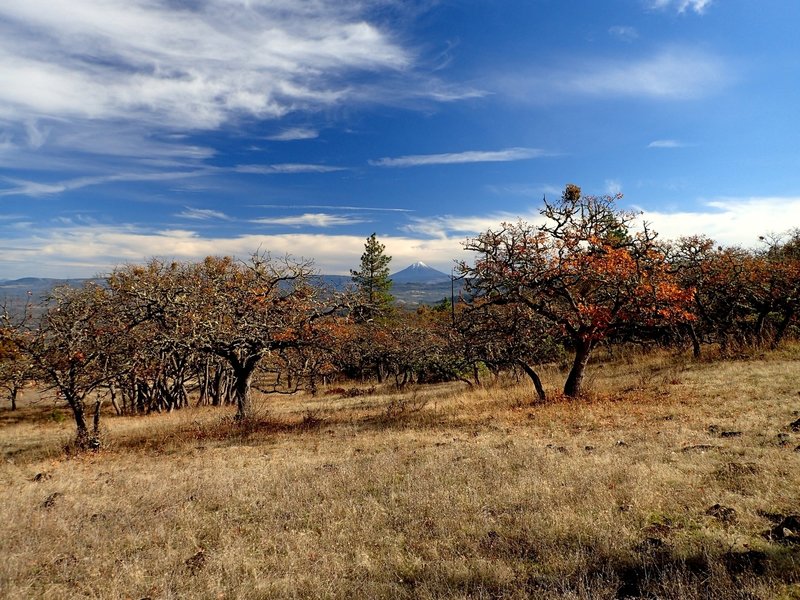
xmin=1 ymin=346 xmax=799 ymax=599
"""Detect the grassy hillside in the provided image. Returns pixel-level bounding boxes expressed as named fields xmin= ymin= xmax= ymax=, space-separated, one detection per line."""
xmin=1 ymin=347 xmax=799 ymax=599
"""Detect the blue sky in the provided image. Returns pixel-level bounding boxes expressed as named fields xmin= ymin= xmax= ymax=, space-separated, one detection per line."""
xmin=2 ymin=0 xmax=800 ymax=278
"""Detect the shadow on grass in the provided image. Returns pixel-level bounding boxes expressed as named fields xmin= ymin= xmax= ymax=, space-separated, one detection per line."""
xmin=390 ymin=533 xmax=800 ymax=600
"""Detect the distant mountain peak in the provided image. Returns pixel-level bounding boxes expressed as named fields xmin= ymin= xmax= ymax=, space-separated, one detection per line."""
xmin=392 ymin=261 xmax=450 ymax=284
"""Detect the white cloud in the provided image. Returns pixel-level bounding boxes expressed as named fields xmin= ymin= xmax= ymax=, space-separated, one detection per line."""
xmin=0 ymin=1 xmax=411 ymax=130
xmin=0 ymin=170 xmax=207 ymax=197
xmin=266 ymin=128 xmax=319 ymax=141
xmin=176 ymin=208 xmax=232 ymax=221
xmin=254 ymin=204 xmax=413 ymax=212
xmin=235 ymin=163 xmax=346 ymax=174
xmin=608 ymin=26 xmax=639 ymax=41
xmin=6 ymin=196 xmax=800 ymax=280
xmin=401 ymin=212 xmax=545 ymax=238
xmin=251 ymin=213 xmax=368 ymax=227
xmin=648 ymin=139 xmax=688 ymax=148
xmin=638 ymin=197 xmax=800 ymax=246
xmin=371 ymin=147 xmax=546 ymax=168
xmin=0 ymin=226 xmax=464 ymax=279
xmin=496 ymin=47 xmax=730 ymax=102
xmin=649 ymin=0 xmax=713 ymax=14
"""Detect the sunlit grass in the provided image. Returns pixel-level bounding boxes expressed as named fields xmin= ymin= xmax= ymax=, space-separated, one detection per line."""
xmin=1 ymin=346 xmax=799 ymax=598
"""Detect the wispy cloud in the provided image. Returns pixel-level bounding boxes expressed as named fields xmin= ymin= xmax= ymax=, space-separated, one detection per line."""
xmin=371 ymin=147 xmax=546 ymax=168
xmin=608 ymin=26 xmax=639 ymax=41
xmin=0 ymin=170 xmax=207 ymax=197
xmin=649 ymin=0 xmax=713 ymax=14
xmin=0 ymin=1 xmax=411 ymax=130
xmin=484 ymin=183 xmax=562 ymax=198
xmin=235 ymin=163 xmax=346 ymax=174
xmin=0 ymin=0 xmax=475 ymax=175
xmin=251 ymin=213 xmax=367 ymax=228
xmin=254 ymin=204 xmax=413 ymax=212
xmin=176 ymin=208 xmax=232 ymax=221
xmin=605 ymin=179 xmax=623 ymax=195
xmin=401 ymin=212 xmax=543 ymax=238
xmin=265 ymin=128 xmax=319 ymax=141
xmin=496 ymin=47 xmax=731 ymax=102
xmin=648 ymin=139 xmax=689 ymax=148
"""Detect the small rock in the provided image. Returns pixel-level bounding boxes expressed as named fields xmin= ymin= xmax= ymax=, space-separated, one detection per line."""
xmin=790 ymin=418 xmax=800 ymax=432
xmin=32 ymin=472 xmax=51 ymax=482
xmin=41 ymin=492 xmax=62 ymax=509
xmin=765 ymin=515 xmax=800 ymax=543
xmin=681 ymin=444 xmax=717 ymax=453
xmin=545 ymin=444 xmax=568 ymax=454
xmin=185 ymin=549 xmax=206 ymax=574
xmin=584 ymin=445 xmax=595 ymax=452
xmin=720 ymin=431 xmax=743 ymax=438
xmin=706 ymin=504 xmax=738 ymax=524
xmin=615 ymin=440 xmax=628 ymax=447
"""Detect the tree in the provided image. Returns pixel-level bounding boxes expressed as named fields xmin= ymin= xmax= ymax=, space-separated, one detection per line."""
xmin=456 ymin=299 xmax=560 ymax=401
xmin=110 ymin=253 xmax=339 ymax=421
xmin=0 ymin=326 xmax=32 ymax=411
xmin=462 ymin=185 xmax=694 ymax=398
xmin=13 ymin=283 xmax=130 ymax=449
xmin=351 ymin=233 xmax=394 ymax=321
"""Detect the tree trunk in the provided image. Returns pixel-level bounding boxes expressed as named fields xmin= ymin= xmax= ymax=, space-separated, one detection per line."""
xmin=232 ymin=359 xmax=259 ymax=421
xmin=517 ymin=361 xmax=546 ymax=402
xmin=10 ymin=385 xmax=18 ymax=411
xmin=563 ymin=339 xmax=592 ymax=398
xmin=91 ymin=399 xmax=102 ymax=449
xmin=772 ymin=307 xmax=795 ymax=348
xmin=109 ymin=383 xmax=122 ymax=416
xmin=686 ymin=323 xmax=701 ymax=358
xmin=66 ymin=395 xmax=90 ymax=449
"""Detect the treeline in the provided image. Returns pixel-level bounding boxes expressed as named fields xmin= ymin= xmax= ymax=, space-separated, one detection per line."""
xmin=1 ymin=186 xmax=799 ymax=449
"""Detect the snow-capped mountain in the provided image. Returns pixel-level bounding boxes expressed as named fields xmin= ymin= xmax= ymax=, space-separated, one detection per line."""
xmin=391 ymin=261 xmax=451 ymax=284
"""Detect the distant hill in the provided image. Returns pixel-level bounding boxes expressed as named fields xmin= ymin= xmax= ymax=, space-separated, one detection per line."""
xmin=391 ymin=261 xmax=451 ymax=284
xmin=0 ymin=270 xmax=463 ymax=312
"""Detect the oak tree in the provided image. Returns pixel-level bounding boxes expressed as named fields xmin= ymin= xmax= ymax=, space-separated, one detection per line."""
xmin=463 ymin=185 xmax=694 ymax=397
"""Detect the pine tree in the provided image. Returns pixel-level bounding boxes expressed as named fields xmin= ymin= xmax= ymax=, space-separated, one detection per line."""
xmin=351 ymin=233 xmax=393 ymax=321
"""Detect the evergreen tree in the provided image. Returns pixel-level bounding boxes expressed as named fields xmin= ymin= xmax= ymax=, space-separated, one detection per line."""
xmin=351 ymin=233 xmax=394 ymax=321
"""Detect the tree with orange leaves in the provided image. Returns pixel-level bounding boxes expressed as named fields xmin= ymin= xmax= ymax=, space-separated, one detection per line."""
xmin=110 ymin=252 xmax=340 ymax=420
xmin=462 ymin=184 xmax=694 ymax=398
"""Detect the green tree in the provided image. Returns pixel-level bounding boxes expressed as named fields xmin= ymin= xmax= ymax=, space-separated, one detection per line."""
xmin=351 ymin=233 xmax=394 ymax=321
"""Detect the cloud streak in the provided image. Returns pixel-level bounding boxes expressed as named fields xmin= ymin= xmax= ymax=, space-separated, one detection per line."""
xmin=235 ymin=163 xmax=346 ymax=174
xmin=648 ymin=139 xmax=689 ymax=148
xmin=251 ymin=213 xmax=368 ymax=227
xmin=649 ymin=0 xmax=713 ymax=14
xmin=266 ymin=128 xmax=319 ymax=141
xmin=0 ymin=170 xmax=207 ymax=197
xmin=371 ymin=147 xmax=546 ymax=168
xmin=496 ymin=47 xmax=731 ymax=103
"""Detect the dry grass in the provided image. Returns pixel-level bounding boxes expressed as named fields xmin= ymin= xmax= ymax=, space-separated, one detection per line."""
xmin=1 ymin=347 xmax=800 ymax=599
